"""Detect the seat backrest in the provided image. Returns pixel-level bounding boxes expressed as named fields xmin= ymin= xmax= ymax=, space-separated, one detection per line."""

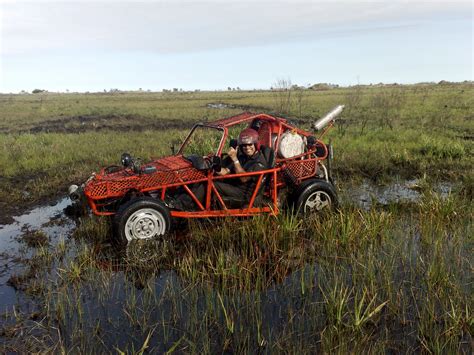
xmin=260 ymin=145 xmax=275 ymax=169
xmin=257 ymin=122 xmax=273 ymax=148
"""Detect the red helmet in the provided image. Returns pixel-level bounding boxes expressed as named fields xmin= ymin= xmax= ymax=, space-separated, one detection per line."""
xmin=238 ymin=128 xmax=259 ymax=146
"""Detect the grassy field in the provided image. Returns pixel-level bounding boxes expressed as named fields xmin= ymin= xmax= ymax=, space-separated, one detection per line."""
xmin=0 ymin=83 xmax=473 ymax=352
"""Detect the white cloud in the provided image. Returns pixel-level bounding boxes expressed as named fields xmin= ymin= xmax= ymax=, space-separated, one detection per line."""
xmin=1 ymin=1 xmax=471 ymax=55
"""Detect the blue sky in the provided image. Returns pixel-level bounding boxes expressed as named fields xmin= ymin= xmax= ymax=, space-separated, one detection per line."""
xmin=0 ymin=0 xmax=472 ymax=93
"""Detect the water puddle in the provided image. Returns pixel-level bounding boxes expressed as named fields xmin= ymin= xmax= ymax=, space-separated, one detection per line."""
xmin=0 ymin=197 xmax=74 ymax=253
xmin=0 ymin=197 xmax=76 ymax=312
xmin=343 ymin=178 xmax=454 ymax=209
xmin=206 ymin=103 xmax=234 ymax=109
xmin=0 ymin=179 xmax=456 ymax=296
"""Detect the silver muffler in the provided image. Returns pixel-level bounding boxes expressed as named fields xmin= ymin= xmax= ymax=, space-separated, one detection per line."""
xmin=313 ymin=105 xmax=345 ymax=131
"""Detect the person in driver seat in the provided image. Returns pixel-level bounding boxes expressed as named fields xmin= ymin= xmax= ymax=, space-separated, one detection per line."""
xmin=171 ymin=128 xmax=267 ymax=210
xmin=214 ymin=128 xmax=267 ymax=203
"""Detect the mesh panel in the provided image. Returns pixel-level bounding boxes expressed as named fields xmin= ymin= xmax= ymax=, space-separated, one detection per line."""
xmin=155 ymin=156 xmax=192 ymax=170
xmin=109 ymin=179 xmax=136 ymax=195
xmin=86 ymin=167 xmax=207 ymax=198
xmin=87 ymin=183 xmax=107 ymax=197
xmin=285 ymin=159 xmax=317 ymax=180
xmin=137 ymin=168 xmax=206 ymax=189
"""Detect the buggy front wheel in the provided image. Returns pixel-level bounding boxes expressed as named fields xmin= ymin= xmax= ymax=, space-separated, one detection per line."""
xmin=113 ymin=197 xmax=171 ymax=246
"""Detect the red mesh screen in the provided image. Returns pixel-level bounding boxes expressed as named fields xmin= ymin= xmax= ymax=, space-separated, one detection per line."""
xmin=85 ymin=167 xmax=207 ymax=199
xmin=87 ymin=183 xmax=107 ymax=197
xmin=154 ymin=156 xmax=192 ymax=170
xmin=285 ymin=159 xmax=317 ymax=180
xmin=109 ymin=179 xmax=137 ymax=195
xmin=137 ymin=168 xmax=206 ymax=189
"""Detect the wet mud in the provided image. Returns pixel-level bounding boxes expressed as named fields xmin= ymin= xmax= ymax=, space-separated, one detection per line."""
xmin=0 ymin=103 xmax=295 ymax=135
xmin=0 ymin=102 xmax=284 ymax=135
xmin=0 ymin=114 xmax=194 ymax=135
xmin=0 ymin=172 xmax=58 ymax=225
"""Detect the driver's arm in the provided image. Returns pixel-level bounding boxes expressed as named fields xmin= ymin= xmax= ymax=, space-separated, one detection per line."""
xmin=216 ymin=158 xmax=257 ymax=183
xmin=227 ymin=147 xmax=251 ymax=183
xmin=217 ymin=162 xmax=250 ymax=183
xmin=233 ymin=159 xmax=249 ymax=182
xmin=216 ymin=147 xmax=244 ymax=177
xmin=216 ymin=147 xmax=261 ymax=183
xmin=216 ymin=167 xmax=231 ymax=176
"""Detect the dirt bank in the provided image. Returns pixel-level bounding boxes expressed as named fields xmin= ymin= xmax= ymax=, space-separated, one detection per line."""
xmin=0 ymin=114 xmax=195 ymax=135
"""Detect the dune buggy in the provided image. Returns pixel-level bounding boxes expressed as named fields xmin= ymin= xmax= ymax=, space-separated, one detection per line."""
xmin=69 ymin=106 xmax=344 ymax=245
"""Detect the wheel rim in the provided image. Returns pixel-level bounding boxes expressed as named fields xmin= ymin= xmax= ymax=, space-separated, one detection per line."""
xmin=125 ymin=208 xmax=167 ymax=241
xmin=303 ymin=190 xmax=331 ymax=213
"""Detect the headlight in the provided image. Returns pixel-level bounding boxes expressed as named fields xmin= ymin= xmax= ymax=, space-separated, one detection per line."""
xmin=121 ymin=152 xmax=133 ymax=167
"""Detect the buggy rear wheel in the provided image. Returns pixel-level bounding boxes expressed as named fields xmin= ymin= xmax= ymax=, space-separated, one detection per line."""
xmin=294 ymin=180 xmax=337 ymax=214
xmin=113 ymin=197 xmax=171 ymax=246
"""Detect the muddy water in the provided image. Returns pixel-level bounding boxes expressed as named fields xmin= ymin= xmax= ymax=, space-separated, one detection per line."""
xmin=0 ymin=197 xmax=75 ymax=312
xmin=0 ymin=180 xmax=469 ymax=352
xmin=207 ymin=103 xmax=234 ymax=109
xmin=0 ymin=179 xmax=454 ymax=283
xmin=0 ymin=178 xmax=455 ymax=310
xmin=342 ymin=178 xmax=454 ymax=209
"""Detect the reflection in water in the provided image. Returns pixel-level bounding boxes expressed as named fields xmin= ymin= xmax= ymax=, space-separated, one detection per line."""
xmin=88 ymin=232 xmax=295 ymax=292
xmin=88 ymin=239 xmax=177 ymax=289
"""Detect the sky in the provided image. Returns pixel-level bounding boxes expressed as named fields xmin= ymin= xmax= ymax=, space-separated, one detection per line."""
xmin=0 ymin=0 xmax=472 ymax=93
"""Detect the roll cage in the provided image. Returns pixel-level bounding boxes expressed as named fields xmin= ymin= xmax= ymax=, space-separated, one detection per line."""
xmin=168 ymin=112 xmax=329 ymax=218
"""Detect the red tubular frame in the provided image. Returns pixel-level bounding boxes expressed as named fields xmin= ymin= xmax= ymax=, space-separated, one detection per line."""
xmin=87 ymin=167 xmax=282 ymax=217
xmin=170 ymin=167 xmax=280 ymax=218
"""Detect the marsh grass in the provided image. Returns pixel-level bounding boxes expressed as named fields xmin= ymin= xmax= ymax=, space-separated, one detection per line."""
xmin=2 ymin=189 xmax=472 ymax=353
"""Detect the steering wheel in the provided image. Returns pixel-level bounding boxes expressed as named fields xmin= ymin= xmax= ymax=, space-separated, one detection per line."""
xmin=206 ymin=155 xmax=222 ymax=172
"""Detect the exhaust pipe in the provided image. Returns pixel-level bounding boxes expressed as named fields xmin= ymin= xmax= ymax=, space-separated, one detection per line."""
xmin=313 ymin=105 xmax=345 ymax=131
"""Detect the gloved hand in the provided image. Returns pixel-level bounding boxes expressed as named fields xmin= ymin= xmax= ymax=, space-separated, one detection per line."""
xmin=211 ymin=156 xmax=222 ymax=172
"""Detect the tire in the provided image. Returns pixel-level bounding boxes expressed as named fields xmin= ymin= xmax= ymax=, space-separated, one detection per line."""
xmin=293 ymin=179 xmax=338 ymax=214
xmin=113 ymin=197 xmax=171 ymax=246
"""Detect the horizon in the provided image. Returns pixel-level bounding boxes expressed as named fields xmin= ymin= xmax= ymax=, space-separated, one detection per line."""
xmin=2 ymin=79 xmax=473 ymax=95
